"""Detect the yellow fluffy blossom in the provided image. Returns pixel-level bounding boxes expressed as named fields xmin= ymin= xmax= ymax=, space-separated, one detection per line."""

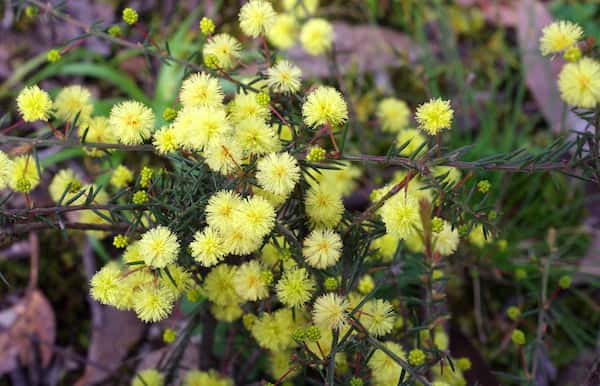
xmin=372 ymin=234 xmax=400 ymax=262
xmin=183 ymin=370 xmax=233 ymax=386
xmin=179 ymin=72 xmax=224 ymax=108
xmin=16 ymin=85 xmax=52 ymax=122
xmin=0 ymin=151 xmax=13 ymax=189
xmin=236 ymin=195 xmax=276 ymax=238
xmin=204 ymin=135 xmax=244 ymax=175
xmin=359 ymin=299 xmax=395 ymax=337
xmin=160 ymin=264 xmax=194 ymax=298
xmin=229 ymin=92 xmax=270 ymax=123
xmin=131 ymin=369 xmax=164 ymax=386
xmin=199 ymin=17 xmax=216 ymax=35
xmin=396 ymin=128 xmax=427 ymax=156
xmin=266 ymin=14 xmax=298 ymax=49
xmin=239 ymin=0 xmax=276 ymax=37
xmin=558 ymin=57 xmax=600 ymax=108
xmin=205 ymin=190 xmax=243 ymax=233
xmin=235 ymin=117 xmax=280 ymax=155
xmin=54 ymin=85 xmax=93 ymax=123
xmin=377 ymin=98 xmax=411 ymax=132
xmin=251 ymin=308 xmax=298 ymax=351
xmin=203 ymin=264 xmax=241 ymax=306
xmin=305 ymin=184 xmax=344 ymax=228
xmin=90 ymin=263 xmax=123 ymax=306
xmin=368 ymin=341 xmax=406 ymax=386
xmin=266 ymin=60 xmax=302 ymax=93
xmin=109 ymin=100 xmax=155 ymax=144
xmin=303 ymin=228 xmax=343 ymax=269
xmin=276 ymin=267 xmax=315 ymax=308
xmin=234 ymin=260 xmax=270 ymax=301
xmin=433 ymin=220 xmax=459 ymax=256
xmin=138 ymin=226 xmax=180 ymax=268
xmin=48 ymin=169 xmax=82 ymax=204
xmin=221 ymin=224 xmax=263 ymax=255
xmin=153 ymin=125 xmax=178 ymax=154
xmin=9 ymin=155 xmax=40 ymax=193
xmin=190 ymin=227 xmax=227 ymax=267
xmin=211 ymin=302 xmax=244 ymax=322
xmin=357 ymin=274 xmax=375 ymax=295
xmin=110 ymin=165 xmax=133 ymax=189
xmin=173 ymin=106 xmax=231 ymax=151
xmin=300 ymin=18 xmax=333 ymax=56
xmin=415 ymin=98 xmax=453 ymax=135
xmin=133 ymin=284 xmax=175 ymax=323
xmin=539 ymin=20 xmax=583 ymax=56
xmin=303 ymin=86 xmax=348 ymax=127
xmin=313 ymin=293 xmax=349 ymax=330
xmin=256 ymin=152 xmax=301 ymax=196
xmin=202 ymin=34 xmax=242 ymax=70
xmin=82 ymin=116 xmax=116 ymax=157
xmin=380 ymin=194 xmax=420 ymax=240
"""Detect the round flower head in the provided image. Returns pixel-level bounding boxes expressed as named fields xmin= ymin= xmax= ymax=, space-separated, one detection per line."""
xmin=110 ymin=165 xmax=133 ymax=189
xmin=190 ymin=227 xmax=227 ymax=267
xmin=90 ymin=263 xmax=123 ymax=306
xmin=133 ymin=283 xmax=175 ymax=323
xmin=313 ymin=293 xmax=349 ymax=330
xmin=83 ymin=116 xmax=116 ymax=157
xmin=202 ymin=34 xmax=242 ymax=70
xmin=256 ymin=152 xmax=301 ymax=196
xmin=380 ymin=194 xmax=420 ymax=240
xmin=305 ymin=184 xmax=344 ymax=228
xmin=54 ymin=85 xmax=93 ymax=123
xmin=180 ymin=72 xmax=224 ymax=109
xmin=433 ymin=220 xmax=459 ymax=256
xmin=558 ymin=57 xmax=600 ymax=108
xmin=368 ymin=341 xmax=406 ymax=386
xmin=173 ymin=106 xmax=231 ymax=151
xmin=48 ymin=169 xmax=83 ymax=204
xmin=266 ymin=60 xmax=302 ymax=94
xmin=300 ymin=18 xmax=333 ymax=56
xmin=303 ymin=228 xmax=343 ymax=269
xmin=415 ymin=98 xmax=453 ymax=135
xmin=132 ymin=369 xmax=164 ymax=386
xmin=183 ymin=370 xmax=233 ymax=386
xmin=0 ymin=151 xmax=13 ymax=189
xmin=221 ymin=224 xmax=263 ymax=255
xmin=9 ymin=155 xmax=40 ymax=193
xmin=229 ymin=92 xmax=270 ymax=124
xmin=160 ymin=264 xmax=194 ymax=298
xmin=203 ymin=264 xmax=241 ymax=306
xmin=276 ymin=267 xmax=315 ymax=308
xmin=138 ymin=226 xmax=180 ymax=268
xmin=539 ymin=20 xmax=583 ymax=56
xmin=251 ymin=309 xmax=298 ymax=351
xmin=359 ymin=299 xmax=395 ymax=337
xmin=236 ymin=195 xmax=276 ymax=238
xmin=239 ymin=0 xmax=276 ymax=37
xmin=235 ymin=117 xmax=280 ymax=156
xmin=153 ymin=125 xmax=178 ymax=154
xmin=109 ymin=100 xmax=155 ymax=144
xmin=303 ymin=86 xmax=348 ymax=127
xmin=266 ymin=14 xmax=298 ymax=49
xmin=377 ymin=98 xmax=410 ymax=132
xmin=205 ymin=190 xmax=243 ymax=233
xmin=396 ymin=128 xmax=427 ymax=156
xmin=233 ymin=260 xmax=270 ymax=301
xmin=16 ymin=85 xmax=52 ymax=122
xmin=204 ymin=135 xmax=244 ymax=175
xmin=212 ymin=302 xmax=244 ymax=322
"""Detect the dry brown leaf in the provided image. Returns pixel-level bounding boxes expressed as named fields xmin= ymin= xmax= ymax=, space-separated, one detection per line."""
xmin=0 ymin=290 xmax=56 ymax=374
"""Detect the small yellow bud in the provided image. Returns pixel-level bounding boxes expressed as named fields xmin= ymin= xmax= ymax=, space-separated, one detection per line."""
xmin=408 ymin=348 xmax=426 ymax=366
xmin=162 ymin=328 xmax=177 ymax=343
xmin=113 ymin=234 xmax=129 ymax=248
xmin=511 ymin=329 xmax=526 ymax=345
xmin=203 ymin=54 xmax=219 ymax=69
xmin=477 ymin=179 xmax=491 ymax=193
xmin=256 ymin=92 xmax=270 ymax=107
xmin=431 ymin=217 xmax=444 ymax=233
xmin=132 ymin=190 xmax=148 ymax=204
xmin=199 ymin=17 xmax=216 ymax=35
xmin=47 ymin=49 xmax=61 ymax=63
xmin=305 ymin=325 xmax=321 ymax=342
xmin=140 ymin=166 xmax=153 ymax=188
xmin=506 ymin=306 xmax=521 ymax=321
xmin=108 ymin=25 xmax=122 ymax=37
xmin=162 ymin=107 xmax=177 ymax=121
xmin=25 ymin=6 xmax=39 ymax=18
xmin=558 ymin=274 xmax=572 ymax=289
xmin=306 ymin=146 xmax=326 ymax=162
xmin=122 ymin=8 xmax=138 ymax=25
xmin=563 ymin=46 xmax=581 ymax=62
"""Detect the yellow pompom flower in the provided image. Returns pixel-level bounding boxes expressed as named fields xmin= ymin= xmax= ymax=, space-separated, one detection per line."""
xmin=0 ymin=151 xmax=13 ymax=190
xmin=133 ymin=284 xmax=175 ymax=323
xmin=255 ymin=152 xmax=301 ymax=196
xmin=539 ymin=20 xmax=583 ymax=56
xmin=305 ymin=184 xmax=344 ymax=228
xmin=380 ymin=194 xmax=420 ymax=240
xmin=202 ymin=34 xmax=242 ymax=70
xmin=190 ymin=227 xmax=227 ymax=267
xmin=303 ymin=228 xmax=343 ymax=269
xmin=357 ymin=274 xmax=375 ymax=295
xmin=179 ymin=72 xmax=224 ymax=108
xmin=239 ymin=0 xmax=276 ymax=37
xmin=131 ymin=369 xmax=164 ymax=386
xmin=276 ymin=267 xmax=315 ymax=308
xmin=205 ymin=136 xmax=244 ymax=176
xmin=199 ymin=17 xmax=216 ymax=35
xmin=90 ymin=263 xmax=123 ymax=306
xmin=396 ymin=128 xmax=427 ymax=156
xmin=82 ymin=116 xmax=116 ymax=157
xmin=110 ymin=165 xmax=134 ymax=189
xmin=236 ymin=195 xmax=276 ymax=238
xmin=183 ymin=370 xmax=233 ymax=386
xmin=235 ymin=117 xmax=280 ymax=155
xmin=48 ymin=169 xmax=82 ymax=204
xmin=205 ymin=190 xmax=243 ymax=233
xmin=153 ymin=125 xmax=178 ymax=154
xmin=368 ymin=341 xmax=406 ymax=386
xmin=359 ymin=299 xmax=395 ymax=337
xmin=300 ymin=18 xmax=333 ymax=56
xmin=173 ymin=106 xmax=231 ymax=151
xmin=9 ymin=155 xmax=40 ymax=193
xmin=433 ymin=220 xmax=459 ymax=256
xmin=229 ymin=92 xmax=270 ymax=124
xmin=372 ymin=233 xmax=400 ymax=262
xmin=138 ymin=226 xmax=180 ymax=268
xmin=234 ymin=260 xmax=270 ymax=301
xmin=266 ymin=14 xmax=298 ymax=50
xmin=313 ymin=293 xmax=349 ymax=330
xmin=109 ymin=101 xmax=155 ymax=144
xmin=303 ymin=86 xmax=348 ymax=127
xmin=377 ymin=98 xmax=410 ymax=132
xmin=415 ymin=98 xmax=453 ymax=135
xmin=203 ymin=264 xmax=241 ymax=306
xmin=16 ymin=85 xmax=52 ymax=122
xmin=122 ymin=7 xmax=138 ymax=25
xmin=221 ymin=224 xmax=263 ymax=255
xmin=211 ymin=302 xmax=244 ymax=322
xmin=558 ymin=57 xmax=600 ymax=108
xmin=160 ymin=264 xmax=194 ymax=298
xmin=54 ymin=85 xmax=93 ymax=123
xmin=251 ymin=309 xmax=298 ymax=351
xmin=266 ymin=60 xmax=302 ymax=94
